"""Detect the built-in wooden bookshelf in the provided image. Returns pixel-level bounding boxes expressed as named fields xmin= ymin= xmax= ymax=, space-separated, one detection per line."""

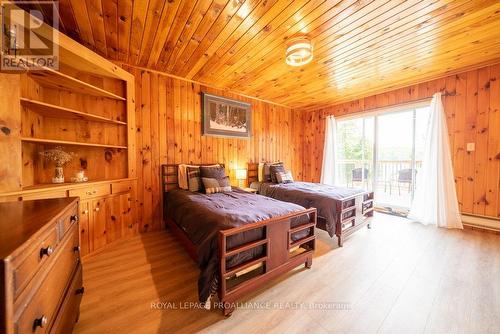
xmin=19 ymin=65 xmax=130 ymax=187
xmin=0 ymin=5 xmax=138 ymax=256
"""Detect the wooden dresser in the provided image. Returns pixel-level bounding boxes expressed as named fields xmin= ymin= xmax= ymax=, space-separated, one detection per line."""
xmin=0 ymin=198 xmax=83 ymax=334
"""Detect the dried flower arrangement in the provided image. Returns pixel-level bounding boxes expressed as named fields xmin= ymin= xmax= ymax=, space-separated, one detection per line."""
xmin=39 ymin=146 xmax=75 ymax=167
xmin=39 ymin=146 xmax=75 ymax=183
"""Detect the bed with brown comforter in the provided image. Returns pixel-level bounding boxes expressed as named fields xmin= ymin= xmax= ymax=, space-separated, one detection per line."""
xmin=164 ymin=188 xmax=311 ymax=303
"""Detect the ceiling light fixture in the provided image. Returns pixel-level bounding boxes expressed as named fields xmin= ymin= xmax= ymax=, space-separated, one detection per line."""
xmin=285 ymin=37 xmax=313 ymax=67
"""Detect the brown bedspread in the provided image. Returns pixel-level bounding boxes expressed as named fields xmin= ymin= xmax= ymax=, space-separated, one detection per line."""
xmin=257 ymin=182 xmax=366 ymax=237
xmin=165 ymin=188 xmax=310 ymax=302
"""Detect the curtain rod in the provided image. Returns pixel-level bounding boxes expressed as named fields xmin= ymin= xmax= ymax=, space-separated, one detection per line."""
xmin=320 ymin=90 xmax=457 ymax=120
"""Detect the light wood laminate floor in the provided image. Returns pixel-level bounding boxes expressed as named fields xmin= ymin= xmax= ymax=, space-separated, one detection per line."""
xmin=74 ymin=213 xmax=500 ymax=334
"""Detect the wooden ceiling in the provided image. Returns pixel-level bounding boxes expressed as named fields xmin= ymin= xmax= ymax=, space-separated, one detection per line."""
xmin=18 ymin=0 xmax=500 ymax=109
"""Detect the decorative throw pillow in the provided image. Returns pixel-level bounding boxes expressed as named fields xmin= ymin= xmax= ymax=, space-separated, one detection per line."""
xmin=200 ymin=165 xmax=226 ymax=180
xmin=202 ymin=176 xmax=232 ymax=194
xmin=264 ymin=162 xmax=283 ymax=182
xmin=178 ymin=164 xmax=218 ymax=189
xmin=186 ymin=166 xmax=201 ymax=192
xmin=270 ymin=164 xmax=286 ymax=183
xmin=276 ymin=171 xmax=294 ymax=184
xmin=178 ymin=164 xmax=198 ymax=189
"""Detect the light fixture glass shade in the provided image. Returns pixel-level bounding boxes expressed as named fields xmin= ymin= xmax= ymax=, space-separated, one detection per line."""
xmin=286 ymin=38 xmax=313 ymax=67
xmin=235 ymin=169 xmax=247 ymax=180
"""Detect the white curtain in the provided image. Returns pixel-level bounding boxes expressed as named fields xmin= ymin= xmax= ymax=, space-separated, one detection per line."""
xmin=409 ymin=93 xmax=462 ymax=229
xmin=321 ymin=115 xmax=337 ymax=185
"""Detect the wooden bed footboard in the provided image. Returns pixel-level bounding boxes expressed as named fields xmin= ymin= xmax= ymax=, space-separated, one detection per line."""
xmin=332 ymin=191 xmax=374 ymax=247
xmin=218 ymin=208 xmax=316 ymax=316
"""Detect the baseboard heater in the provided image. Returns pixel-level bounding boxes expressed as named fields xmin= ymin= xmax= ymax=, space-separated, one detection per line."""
xmin=461 ymin=214 xmax=500 ymax=232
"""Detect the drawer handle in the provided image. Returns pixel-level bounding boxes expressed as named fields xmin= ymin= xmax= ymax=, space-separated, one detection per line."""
xmin=86 ymin=191 xmax=92 ymax=195
xmin=73 ymin=246 xmax=81 ymax=253
xmin=95 ymin=207 xmax=100 ymax=212
xmin=33 ymin=315 xmax=48 ymax=329
xmin=76 ymin=287 xmax=85 ymax=295
xmin=40 ymin=246 xmax=54 ymax=258
xmin=70 ymin=214 xmax=79 ymax=223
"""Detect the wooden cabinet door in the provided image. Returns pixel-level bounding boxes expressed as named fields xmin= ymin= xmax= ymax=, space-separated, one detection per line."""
xmin=79 ymin=200 xmax=91 ymax=256
xmin=91 ymin=197 xmax=108 ymax=251
xmin=107 ymin=193 xmax=136 ymax=242
xmin=106 ymin=195 xmax=123 ymax=244
xmin=120 ymin=192 xmax=137 ymax=237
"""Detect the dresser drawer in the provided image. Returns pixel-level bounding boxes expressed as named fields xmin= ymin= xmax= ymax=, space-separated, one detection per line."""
xmin=57 ymin=203 xmax=79 ymax=240
xmin=15 ymin=224 xmax=80 ymax=334
xmin=13 ymin=227 xmax=59 ymax=299
xmin=341 ymin=220 xmax=355 ymax=231
xmin=49 ymin=265 xmax=83 ymax=334
xmin=69 ymin=184 xmax=110 ymax=200
xmin=111 ymin=180 xmax=133 ymax=194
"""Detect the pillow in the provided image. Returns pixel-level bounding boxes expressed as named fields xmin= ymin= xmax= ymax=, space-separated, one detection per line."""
xmin=270 ymin=164 xmax=286 ymax=183
xmin=258 ymin=163 xmax=265 ymax=182
xmin=202 ymin=176 xmax=232 ymax=194
xmin=178 ymin=164 xmax=218 ymax=189
xmin=186 ymin=166 xmax=202 ymax=192
xmin=200 ymin=165 xmax=226 ymax=180
xmin=276 ymin=171 xmax=294 ymax=184
xmin=178 ymin=164 xmax=197 ymax=189
xmin=263 ymin=162 xmax=282 ymax=182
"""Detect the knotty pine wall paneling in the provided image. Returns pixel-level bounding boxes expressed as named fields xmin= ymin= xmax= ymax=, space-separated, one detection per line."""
xmin=123 ymin=65 xmax=305 ymax=232
xmin=299 ymin=64 xmax=500 ymax=219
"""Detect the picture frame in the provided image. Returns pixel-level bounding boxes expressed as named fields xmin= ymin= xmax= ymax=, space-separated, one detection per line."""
xmin=201 ymin=92 xmax=252 ymax=138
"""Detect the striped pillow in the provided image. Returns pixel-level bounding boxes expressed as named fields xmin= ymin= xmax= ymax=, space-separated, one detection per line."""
xmin=276 ymin=171 xmax=294 ymax=184
xmin=202 ymin=177 xmax=232 ymax=194
xmin=186 ymin=166 xmax=201 ymax=192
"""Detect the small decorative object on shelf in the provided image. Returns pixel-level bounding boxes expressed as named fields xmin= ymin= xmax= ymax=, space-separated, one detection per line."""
xmin=71 ymin=170 xmax=88 ymax=183
xmin=39 ymin=146 xmax=75 ymax=183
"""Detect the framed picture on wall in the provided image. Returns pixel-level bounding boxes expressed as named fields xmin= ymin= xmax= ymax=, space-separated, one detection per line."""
xmin=201 ymin=92 xmax=251 ymax=138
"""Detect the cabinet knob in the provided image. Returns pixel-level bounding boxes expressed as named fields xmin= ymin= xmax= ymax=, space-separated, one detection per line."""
xmin=83 ymin=209 xmax=89 ymax=214
xmin=73 ymin=246 xmax=81 ymax=253
xmin=95 ymin=207 xmax=100 ymax=212
xmin=70 ymin=214 xmax=79 ymax=223
xmin=76 ymin=287 xmax=85 ymax=295
xmin=33 ymin=315 xmax=48 ymax=328
xmin=93 ymin=190 xmax=97 ymax=194
xmin=40 ymin=246 xmax=53 ymax=258
xmin=86 ymin=191 xmax=92 ymax=195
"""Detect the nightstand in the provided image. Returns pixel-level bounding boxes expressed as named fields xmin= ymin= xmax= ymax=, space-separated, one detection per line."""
xmin=241 ymin=187 xmax=258 ymax=194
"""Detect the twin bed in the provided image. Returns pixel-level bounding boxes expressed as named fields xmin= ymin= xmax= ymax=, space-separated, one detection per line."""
xmin=162 ymin=164 xmax=316 ymax=316
xmin=161 ymin=162 xmax=373 ymax=316
xmin=248 ymin=163 xmax=374 ymax=247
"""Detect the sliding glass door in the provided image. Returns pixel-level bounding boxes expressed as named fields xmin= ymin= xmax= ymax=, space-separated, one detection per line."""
xmin=336 ymin=117 xmax=374 ymax=191
xmin=335 ymin=105 xmax=430 ymax=210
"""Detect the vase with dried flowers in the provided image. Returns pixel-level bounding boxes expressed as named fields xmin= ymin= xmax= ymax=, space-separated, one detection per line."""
xmin=39 ymin=146 xmax=75 ymax=183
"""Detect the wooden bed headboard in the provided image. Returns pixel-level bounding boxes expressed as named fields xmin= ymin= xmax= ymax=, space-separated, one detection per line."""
xmin=247 ymin=163 xmax=259 ymax=185
xmin=161 ymin=163 xmax=224 ymax=193
xmin=247 ymin=161 xmax=283 ymax=185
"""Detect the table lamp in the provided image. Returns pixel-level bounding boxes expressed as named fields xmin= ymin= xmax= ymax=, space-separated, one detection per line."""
xmin=235 ymin=169 xmax=247 ymax=188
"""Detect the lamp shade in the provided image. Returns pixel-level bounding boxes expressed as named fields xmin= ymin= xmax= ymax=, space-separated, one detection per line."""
xmin=235 ymin=169 xmax=247 ymax=180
